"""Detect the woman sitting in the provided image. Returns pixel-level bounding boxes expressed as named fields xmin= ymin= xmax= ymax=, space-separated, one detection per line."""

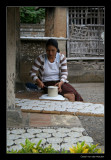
xmin=29 ymin=39 xmax=83 ymax=102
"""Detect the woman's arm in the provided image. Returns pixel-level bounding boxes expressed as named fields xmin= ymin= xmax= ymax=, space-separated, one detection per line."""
xmin=60 ymin=54 xmax=68 ymax=82
xmin=36 ymin=78 xmax=45 ymax=88
xmin=55 ymin=54 xmax=68 ymax=92
xmin=29 ymin=58 xmax=40 ymax=82
xmin=55 ymin=81 xmax=64 ymax=92
xmin=29 ymin=56 xmax=45 ymax=88
xmin=29 ymin=55 xmax=44 ymax=82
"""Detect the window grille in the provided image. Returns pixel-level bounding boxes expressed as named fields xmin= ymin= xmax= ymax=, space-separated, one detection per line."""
xmin=69 ymin=7 xmax=104 ymax=25
xmin=67 ymin=7 xmax=104 ymax=58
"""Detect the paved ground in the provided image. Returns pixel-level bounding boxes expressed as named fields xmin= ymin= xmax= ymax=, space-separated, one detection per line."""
xmin=78 ymin=116 xmax=104 ymax=146
xmin=71 ymin=83 xmax=104 ymax=146
xmin=7 ymin=126 xmax=93 ymax=152
xmin=7 ymin=83 xmax=104 ymax=152
xmin=70 ymin=83 xmax=104 ymax=104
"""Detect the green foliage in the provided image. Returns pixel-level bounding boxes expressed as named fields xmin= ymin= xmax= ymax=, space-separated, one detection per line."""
xmin=69 ymin=141 xmax=103 ymax=153
xmin=20 ymin=7 xmax=45 ymax=24
xmin=86 ymin=143 xmax=102 ymax=153
xmin=7 ymin=139 xmax=103 ymax=154
xmin=7 ymin=148 xmax=18 ymax=153
xmin=7 ymin=138 xmax=58 ymax=153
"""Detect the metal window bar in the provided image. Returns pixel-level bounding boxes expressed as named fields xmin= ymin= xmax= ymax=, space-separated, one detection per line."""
xmin=67 ymin=7 xmax=104 ymax=58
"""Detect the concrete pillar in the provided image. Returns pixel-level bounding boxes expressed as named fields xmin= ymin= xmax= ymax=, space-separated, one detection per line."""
xmin=15 ymin=7 xmax=21 ymax=83
xmin=7 ymin=7 xmax=17 ymax=109
xmin=45 ymin=7 xmax=67 ymax=37
xmin=53 ymin=7 xmax=67 ymax=38
xmin=45 ymin=7 xmax=67 ymax=56
xmin=45 ymin=7 xmax=55 ymax=37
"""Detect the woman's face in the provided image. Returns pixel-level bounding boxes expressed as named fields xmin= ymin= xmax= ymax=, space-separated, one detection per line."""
xmin=46 ymin=45 xmax=57 ymax=58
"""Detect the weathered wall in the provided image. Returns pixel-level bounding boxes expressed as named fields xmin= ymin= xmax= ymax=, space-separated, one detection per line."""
xmin=20 ymin=23 xmax=45 ymax=37
xmin=67 ymin=60 xmax=104 ymax=83
xmin=19 ymin=40 xmax=46 ymax=83
xmin=7 ymin=7 xmax=17 ymax=109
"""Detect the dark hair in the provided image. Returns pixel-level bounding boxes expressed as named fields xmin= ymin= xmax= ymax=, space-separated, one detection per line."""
xmin=46 ymin=39 xmax=60 ymax=53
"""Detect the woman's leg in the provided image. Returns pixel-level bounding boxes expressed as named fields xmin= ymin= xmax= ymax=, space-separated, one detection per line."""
xmin=60 ymin=83 xmax=83 ymax=101
xmin=64 ymin=93 xmax=75 ymax=102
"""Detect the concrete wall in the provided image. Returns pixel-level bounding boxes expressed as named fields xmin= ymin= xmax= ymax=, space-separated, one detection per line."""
xmin=67 ymin=60 xmax=104 ymax=83
xmin=7 ymin=7 xmax=17 ymax=109
xmin=20 ymin=23 xmax=45 ymax=37
xmin=19 ymin=40 xmax=46 ymax=83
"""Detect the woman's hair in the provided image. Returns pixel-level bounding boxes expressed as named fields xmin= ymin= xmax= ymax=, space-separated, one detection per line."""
xmin=46 ymin=39 xmax=60 ymax=53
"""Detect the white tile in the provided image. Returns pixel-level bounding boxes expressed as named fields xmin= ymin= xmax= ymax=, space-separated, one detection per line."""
xmin=52 ymin=132 xmax=68 ymax=138
xmin=44 ymin=143 xmax=61 ymax=151
xmin=7 ymin=139 xmax=14 ymax=146
xmin=10 ymin=129 xmax=25 ymax=134
xmin=61 ymin=142 xmax=76 ymax=150
xmin=7 ymin=134 xmax=22 ymax=140
xmin=27 ymin=128 xmax=42 ymax=134
xmin=67 ymin=132 xmax=83 ymax=138
xmin=20 ymin=133 xmax=35 ymax=139
xmin=78 ymin=136 xmax=93 ymax=143
xmin=63 ymin=137 xmax=79 ymax=143
xmin=42 ymin=128 xmax=56 ymax=133
xmin=47 ymin=137 xmax=63 ymax=144
xmin=31 ymin=138 xmax=46 ymax=145
xmin=37 ymin=133 xmax=51 ymax=138
xmin=14 ymin=138 xmax=26 ymax=145
xmin=7 ymin=144 xmax=22 ymax=151
xmin=56 ymin=128 xmax=71 ymax=133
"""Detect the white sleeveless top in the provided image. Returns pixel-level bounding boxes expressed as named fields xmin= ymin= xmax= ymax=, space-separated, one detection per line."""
xmin=42 ymin=56 xmax=60 ymax=82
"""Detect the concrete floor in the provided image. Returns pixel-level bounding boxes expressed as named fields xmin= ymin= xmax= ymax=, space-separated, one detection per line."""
xmin=70 ymin=83 xmax=104 ymax=146
xmin=70 ymin=83 xmax=104 ymax=104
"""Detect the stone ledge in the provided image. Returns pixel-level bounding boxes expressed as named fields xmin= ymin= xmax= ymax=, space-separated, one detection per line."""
xmin=67 ymin=57 xmax=104 ymax=61
xmin=20 ymin=36 xmax=68 ymax=41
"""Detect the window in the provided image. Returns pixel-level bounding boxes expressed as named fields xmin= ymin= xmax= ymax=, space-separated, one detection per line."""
xmin=69 ymin=7 xmax=104 ymax=25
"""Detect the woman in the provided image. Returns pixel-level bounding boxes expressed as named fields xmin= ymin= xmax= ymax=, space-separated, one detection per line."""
xmin=29 ymin=39 xmax=83 ymax=102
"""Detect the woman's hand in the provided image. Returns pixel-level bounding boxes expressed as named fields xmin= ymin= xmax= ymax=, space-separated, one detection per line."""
xmin=36 ymin=79 xmax=45 ymax=88
xmin=55 ymin=81 xmax=64 ymax=92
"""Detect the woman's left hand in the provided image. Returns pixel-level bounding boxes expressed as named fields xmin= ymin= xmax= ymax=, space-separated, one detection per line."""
xmin=55 ymin=81 xmax=64 ymax=92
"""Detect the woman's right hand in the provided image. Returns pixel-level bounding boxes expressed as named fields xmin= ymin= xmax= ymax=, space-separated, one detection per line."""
xmin=36 ymin=79 xmax=45 ymax=88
